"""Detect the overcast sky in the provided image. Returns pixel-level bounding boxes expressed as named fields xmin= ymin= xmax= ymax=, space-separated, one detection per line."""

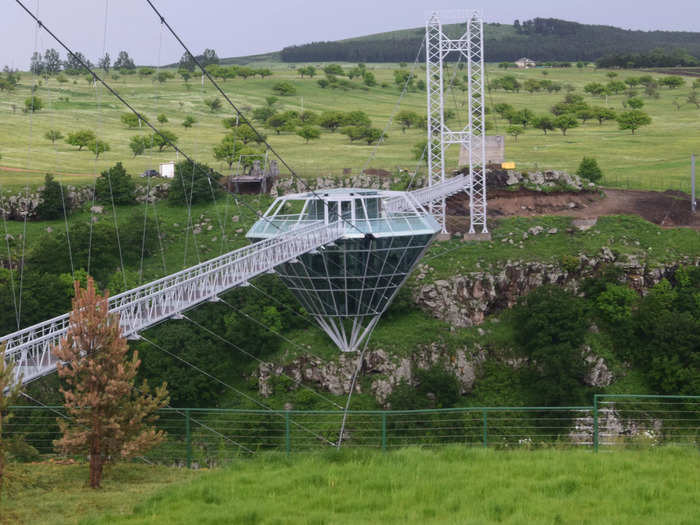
xmin=2 ymin=0 xmax=699 ymax=69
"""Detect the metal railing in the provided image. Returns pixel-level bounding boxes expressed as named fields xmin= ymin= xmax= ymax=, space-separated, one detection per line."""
xmin=5 ymin=395 xmax=697 ymax=467
xmin=1 ymin=220 xmax=345 ymax=385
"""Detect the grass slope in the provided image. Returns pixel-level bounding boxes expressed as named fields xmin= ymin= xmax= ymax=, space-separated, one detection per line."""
xmin=0 ymin=66 xmax=697 ymax=191
xmin=62 ymin=447 xmax=700 ymax=525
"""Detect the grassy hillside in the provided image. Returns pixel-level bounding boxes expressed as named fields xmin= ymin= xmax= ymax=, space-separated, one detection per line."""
xmin=5 ymin=447 xmax=696 ymax=525
xmin=0 ymin=65 xmax=697 ymax=191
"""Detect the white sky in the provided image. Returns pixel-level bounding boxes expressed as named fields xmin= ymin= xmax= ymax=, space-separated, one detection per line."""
xmin=2 ymin=0 xmax=699 ymax=69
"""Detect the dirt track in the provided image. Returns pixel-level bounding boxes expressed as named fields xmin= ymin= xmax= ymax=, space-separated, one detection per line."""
xmin=446 ymin=188 xmax=700 ymax=230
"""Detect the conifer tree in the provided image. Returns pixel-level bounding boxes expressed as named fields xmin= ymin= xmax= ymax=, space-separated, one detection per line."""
xmin=53 ymin=279 xmax=168 ymax=488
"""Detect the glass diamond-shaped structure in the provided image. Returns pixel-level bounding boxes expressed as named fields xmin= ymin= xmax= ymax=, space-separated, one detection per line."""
xmin=247 ymin=189 xmax=440 ymax=352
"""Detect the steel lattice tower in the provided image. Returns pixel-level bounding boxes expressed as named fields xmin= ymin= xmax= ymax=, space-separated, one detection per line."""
xmin=425 ymin=10 xmax=487 ymax=234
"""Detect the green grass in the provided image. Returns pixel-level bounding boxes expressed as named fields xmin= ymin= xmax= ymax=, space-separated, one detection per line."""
xmin=15 ymin=447 xmax=693 ymax=525
xmin=1 ymin=462 xmax=198 ymax=525
xmin=1 ymin=65 xmax=697 ymax=190
xmin=422 ymin=215 xmax=700 ymax=282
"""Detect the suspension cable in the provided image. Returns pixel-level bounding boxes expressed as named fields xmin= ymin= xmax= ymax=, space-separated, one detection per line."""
xmin=141 ymin=0 xmax=368 ymax=238
xmin=182 ymin=313 xmax=343 ymax=410
xmin=138 ymin=334 xmax=337 ymax=446
xmin=361 ymin=40 xmax=425 ymax=173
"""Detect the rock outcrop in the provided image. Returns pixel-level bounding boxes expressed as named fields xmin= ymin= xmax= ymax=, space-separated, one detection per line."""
xmin=414 ymin=254 xmax=700 ymax=328
xmin=257 ymin=344 xmax=486 ymax=406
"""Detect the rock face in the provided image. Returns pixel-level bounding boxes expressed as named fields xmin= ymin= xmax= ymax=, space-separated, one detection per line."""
xmin=257 ymin=344 xmax=486 ymax=406
xmin=414 ymin=255 xmax=700 ymax=328
xmin=496 ymin=169 xmax=595 ymax=192
xmin=0 ymin=182 xmax=170 ymax=221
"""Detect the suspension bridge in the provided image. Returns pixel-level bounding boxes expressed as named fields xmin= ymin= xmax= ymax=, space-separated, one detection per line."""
xmin=2 ymin=4 xmax=487 ymax=395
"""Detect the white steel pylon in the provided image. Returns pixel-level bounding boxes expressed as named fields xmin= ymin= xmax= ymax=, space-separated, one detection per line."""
xmin=425 ymin=10 xmax=487 ymax=233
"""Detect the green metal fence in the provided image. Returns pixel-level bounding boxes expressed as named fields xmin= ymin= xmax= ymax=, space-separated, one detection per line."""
xmin=5 ymin=395 xmax=698 ymax=467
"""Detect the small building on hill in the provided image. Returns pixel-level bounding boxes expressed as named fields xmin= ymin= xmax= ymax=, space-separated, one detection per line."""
xmin=515 ymin=57 xmax=536 ymax=69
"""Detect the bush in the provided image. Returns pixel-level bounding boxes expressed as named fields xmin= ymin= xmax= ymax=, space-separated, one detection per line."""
xmin=272 ymin=81 xmax=296 ymax=96
xmin=24 ymin=96 xmax=43 ymax=112
xmin=512 ymin=285 xmax=590 ymax=406
xmin=95 ymin=162 xmax=136 ymax=205
xmin=576 ymin=157 xmax=602 ymax=182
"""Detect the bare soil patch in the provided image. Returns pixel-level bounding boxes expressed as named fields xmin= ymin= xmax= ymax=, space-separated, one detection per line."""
xmin=446 ymin=188 xmax=699 ymax=231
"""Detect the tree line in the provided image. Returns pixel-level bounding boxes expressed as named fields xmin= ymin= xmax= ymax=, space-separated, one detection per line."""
xmin=280 ymin=18 xmax=700 ymax=63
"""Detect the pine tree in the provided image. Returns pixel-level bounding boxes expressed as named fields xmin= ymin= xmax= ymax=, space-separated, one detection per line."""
xmin=0 ymin=345 xmax=22 ymax=500
xmin=53 ymin=279 xmax=168 ymax=488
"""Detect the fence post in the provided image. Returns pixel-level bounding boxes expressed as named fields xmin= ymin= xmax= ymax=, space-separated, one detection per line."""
xmin=285 ymin=410 xmax=291 ymax=456
xmin=185 ymin=409 xmax=192 ymax=468
xmin=381 ymin=412 xmax=387 ymax=452
xmin=593 ymin=395 xmax=599 ymax=453
xmin=482 ymin=410 xmax=488 ymax=448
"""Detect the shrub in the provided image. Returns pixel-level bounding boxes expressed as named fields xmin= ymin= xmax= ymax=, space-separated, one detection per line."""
xmin=24 ymin=96 xmax=43 ymax=112
xmin=576 ymin=157 xmax=603 ymax=183
xmin=272 ymin=81 xmax=296 ymax=96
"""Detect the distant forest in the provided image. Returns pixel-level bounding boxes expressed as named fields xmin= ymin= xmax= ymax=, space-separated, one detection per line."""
xmin=279 ymin=18 xmax=700 ymax=65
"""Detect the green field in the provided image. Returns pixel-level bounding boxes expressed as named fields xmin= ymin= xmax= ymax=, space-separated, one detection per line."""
xmin=0 ymin=64 xmax=697 ymax=191
xmin=3 ymin=447 xmax=699 ymax=524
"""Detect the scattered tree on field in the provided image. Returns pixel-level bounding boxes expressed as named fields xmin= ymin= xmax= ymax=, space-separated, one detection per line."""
xmin=88 ymin=139 xmax=110 ymax=159
xmin=24 ymin=96 xmax=43 ymax=112
xmin=576 ymin=108 xmax=595 ymax=124
xmin=297 ymin=126 xmax=321 ymax=143
xmin=66 ymin=130 xmax=96 ymax=151
xmin=658 ymin=76 xmax=684 ymax=89
xmin=213 ymin=134 xmax=243 ymax=169
xmin=627 ymin=97 xmax=644 ymax=109
xmin=44 ymin=129 xmax=64 ymax=144
xmin=151 ymin=130 xmax=178 ymax=151
xmin=182 ymin=115 xmax=196 ymax=129
xmin=113 ymin=51 xmax=135 ymax=70
xmin=533 ymin=115 xmax=555 ymax=135
xmin=53 ymin=278 xmax=169 ymax=489
xmin=272 ymin=81 xmax=296 ymax=96
xmin=617 ymin=110 xmax=651 ymax=134
xmin=323 ymin=64 xmax=344 ymax=76
xmin=157 ymin=113 xmax=168 ymax=124
xmin=506 ymin=125 xmax=524 ymax=142
xmin=319 ymin=111 xmax=345 ymax=132
xmin=234 ymin=124 xmax=265 ymax=145
xmin=44 ymin=48 xmax=62 ymax=75
xmin=198 ymin=48 xmax=219 ymax=67
xmin=396 ymin=110 xmax=419 ymax=133
xmin=593 ymin=106 xmax=617 ymax=125
xmin=686 ymin=91 xmax=699 ymax=109
xmin=156 ymin=71 xmax=174 ymax=83
xmin=576 ymin=157 xmax=603 ymax=183
xmin=121 ymin=113 xmax=140 ymax=128
xmin=178 ymin=70 xmax=192 ymax=83
xmin=204 ymin=97 xmax=222 ymax=112
xmin=554 ymin=114 xmax=578 ymax=135
xmin=98 ymin=53 xmax=110 ymax=73
xmin=129 ymin=135 xmax=148 ymax=157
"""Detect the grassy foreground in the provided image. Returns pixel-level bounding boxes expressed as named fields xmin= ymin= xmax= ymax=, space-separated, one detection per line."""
xmin=5 ymin=447 xmax=697 ymax=524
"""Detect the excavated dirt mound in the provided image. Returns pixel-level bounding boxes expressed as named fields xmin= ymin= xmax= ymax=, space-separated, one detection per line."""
xmin=446 ymin=188 xmax=699 ymax=232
